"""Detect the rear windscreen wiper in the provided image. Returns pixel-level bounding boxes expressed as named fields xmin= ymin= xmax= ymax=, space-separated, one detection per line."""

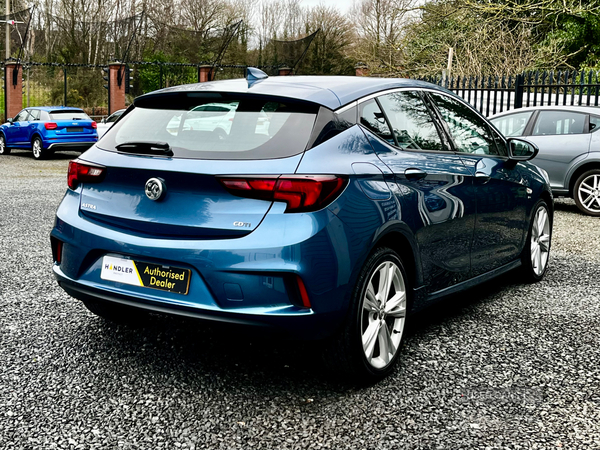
xmin=116 ymin=141 xmax=173 ymax=157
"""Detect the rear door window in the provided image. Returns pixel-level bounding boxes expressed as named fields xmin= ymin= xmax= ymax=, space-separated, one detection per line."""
xmin=99 ymin=95 xmax=319 ymax=160
xmin=358 ymin=99 xmax=394 ymax=145
xmin=532 ymin=111 xmax=587 ymax=136
xmin=490 ymin=111 xmax=533 ymax=137
xmin=377 ymin=91 xmax=445 ymax=151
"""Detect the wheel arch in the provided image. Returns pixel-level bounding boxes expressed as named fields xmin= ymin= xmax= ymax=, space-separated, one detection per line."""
xmin=568 ymin=161 xmax=600 ymax=197
xmin=369 ymin=224 xmax=423 ymax=291
xmin=538 ymin=189 xmax=553 ymax=219
xmin=31 ymin=132 xmax=44 ymax=147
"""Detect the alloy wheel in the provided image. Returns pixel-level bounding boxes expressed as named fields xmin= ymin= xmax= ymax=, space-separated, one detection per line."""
xmin=530 ymin=206 xmax=550 ymax=277
xmin=32 ymin=139 xmax=42 ymax=159
xmin=577 ymin=173 xmax=600 ymax=214
xmin=360 ymin=260 xmax=407 ymax=369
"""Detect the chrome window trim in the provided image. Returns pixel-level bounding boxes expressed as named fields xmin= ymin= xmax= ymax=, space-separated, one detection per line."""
xmin=340 ymin=85 xmax=513 ymax=160
xmin=334 ymin=87 xmax=451 ymax=112
xmin=335 ymin=101 xmax=357 ymax=114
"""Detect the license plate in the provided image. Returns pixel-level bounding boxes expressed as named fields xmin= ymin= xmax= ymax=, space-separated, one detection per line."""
xmin=100 ymin=255 xmax=190 ymax=295
xmin=67 ymin=127 xmax=83 ymax=132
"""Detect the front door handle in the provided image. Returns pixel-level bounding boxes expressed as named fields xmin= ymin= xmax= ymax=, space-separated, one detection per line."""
xmin=404 ymin=168 xmax=427 ymax=181
xmin=475 ymin=172 xmax=491 ymax=184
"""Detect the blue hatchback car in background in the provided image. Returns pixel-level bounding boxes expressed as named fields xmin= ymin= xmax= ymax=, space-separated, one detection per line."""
xmin=0 ymin=106 xmax=98 ymax=160
xmin=50 ymin=71 xmax=553 ymax=381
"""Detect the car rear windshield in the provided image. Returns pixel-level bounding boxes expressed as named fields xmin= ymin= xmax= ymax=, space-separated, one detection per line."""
xmin=98 ymin=93 xmax=320 ymax=160
xmin=50 ymin=110 xmax=91 ymax=121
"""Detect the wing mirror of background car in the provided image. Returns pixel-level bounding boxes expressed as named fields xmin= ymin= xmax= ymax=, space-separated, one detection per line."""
xmin=101 ymin=118 xmax=106 ymax=123
xmin=6 ymin=118 xmax=12 ymax=123
xmin=507 ymin=138 xmax=539 ymax=162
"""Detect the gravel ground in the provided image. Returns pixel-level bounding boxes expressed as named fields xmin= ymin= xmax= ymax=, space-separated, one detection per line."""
xmin=1 ymin=150 xmax=600 ymax=449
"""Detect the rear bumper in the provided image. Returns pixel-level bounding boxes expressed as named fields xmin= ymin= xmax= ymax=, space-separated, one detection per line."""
xmin=54 ymin=267 xmax=339 ymax=338
xmin=50 ymin=190 xmax=361 ymax=339
xmin=48 ymin=141 xmax=97 ymax=151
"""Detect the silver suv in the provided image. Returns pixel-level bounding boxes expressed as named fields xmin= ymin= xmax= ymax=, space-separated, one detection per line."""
xmin=491 ymin=106 xmax=600 ymax=215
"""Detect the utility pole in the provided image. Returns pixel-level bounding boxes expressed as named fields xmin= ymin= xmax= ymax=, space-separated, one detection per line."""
xmin=1 ymin=3 xmax=25 ymax=61
xmin=5 ymin=0 xmax=9 ymax=58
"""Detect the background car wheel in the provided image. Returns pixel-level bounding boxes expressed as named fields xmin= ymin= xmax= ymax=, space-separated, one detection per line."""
xmin=573 ymin=169 xmax=600 ymax=216
xmin=214 ymin=128 xmax=227 ymax=140
xmin=82 ymin=299 xmax=149 ymax=325
xmin=31 ymin=136 xmax=51 ymax=160
xmin=0 ymin=134 xmax=10 ymax=155
xmin=323 ymin=247 xmax=410 ymax=383
xmin=521 ymin=199 xmax=552 ymax=282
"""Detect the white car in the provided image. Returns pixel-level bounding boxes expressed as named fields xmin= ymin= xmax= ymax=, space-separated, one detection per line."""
xmin=167 ymin=103 xmax=269 ymax=137
xmin=97 ymin=109 xmax=126 ymax=138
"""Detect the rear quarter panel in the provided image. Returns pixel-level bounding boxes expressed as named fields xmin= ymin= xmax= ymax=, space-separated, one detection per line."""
xmin=296 ymin=125 xmax=424 ymax=306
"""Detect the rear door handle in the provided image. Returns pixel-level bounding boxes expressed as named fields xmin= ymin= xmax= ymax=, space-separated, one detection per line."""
xmin=404 ymin=168 xmax=427 ymax=181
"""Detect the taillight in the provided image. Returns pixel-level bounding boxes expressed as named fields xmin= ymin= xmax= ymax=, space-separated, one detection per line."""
xmin=296 ymin=275 xmax=311 ymax=308
xmin=91 ymin=121 xmax=97 ymax=129
xmin=68 ymin=159 xmax=106 ymax=190
xmin=219 ymin=175 xmax=347 ymax=213
xmin=45 ymin=122 xmax=57 ymax=130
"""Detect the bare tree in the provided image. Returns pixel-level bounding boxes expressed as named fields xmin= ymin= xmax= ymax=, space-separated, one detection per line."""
xmin=301 ymin=4 xmax=354 ymax=74
xmin=401 ymin=0 xmax=596 ymax=77
xmin=350 ymin=0 xmax=419 ymax=76
xmin=179 ymin=0 xmax=226 ymax=33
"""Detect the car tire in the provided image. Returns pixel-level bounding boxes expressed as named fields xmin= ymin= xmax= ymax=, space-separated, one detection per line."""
xmin=82 ymin=299 xmax=149 ymax=325
xmin=323 ymin=247 xmax=410 ymax=383
xmin=521 ymin=199 xmax=552 ymax=282
xmin=215 ymin=128 xmax=227 ymax=140
xmin=31 ymin=136 xmax=51 ymax=160
xmin=573 ymin=169 xmax=600 ymax=216
xmin=0 ymin=134 xmax=9 ymax=155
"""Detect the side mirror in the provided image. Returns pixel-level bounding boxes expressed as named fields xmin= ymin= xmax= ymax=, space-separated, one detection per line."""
xmin=7 ymin=118 xmax=12 ymax=123
xmin=101 ymin=118 xmax=106 ymax=123
xmin=507 ymin=138 xmax=538 ymax=162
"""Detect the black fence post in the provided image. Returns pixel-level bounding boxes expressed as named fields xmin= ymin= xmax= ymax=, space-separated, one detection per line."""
xmin=514 ymin=74 xmax=524 ymax=110
xmin=63 ymin=67 xmax=67 ymax=106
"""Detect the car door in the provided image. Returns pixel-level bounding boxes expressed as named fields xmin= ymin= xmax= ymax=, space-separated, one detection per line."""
xmin=360 ymin=90 xmax=476 ymax=294
xmin=427 ymin=92 xmax=529 ymax=276
xmin=6 ymin=110 xmax=30 ymax=146
xmin=524 ymin=110 xmax=592 ymax=191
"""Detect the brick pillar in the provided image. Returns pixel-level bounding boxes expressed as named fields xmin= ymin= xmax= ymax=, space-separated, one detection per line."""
xmin=109 ymin=62 xmax=126 ymax=115
xmin=278 ymin=67 xmax=292 ymax=76
xmin=198 ymin=65 xmax=213 ymax=82
xmin=4 ymin=63 xmax=23 ymax=121
xmin=355 ymin=64 xmax=369 ymax=77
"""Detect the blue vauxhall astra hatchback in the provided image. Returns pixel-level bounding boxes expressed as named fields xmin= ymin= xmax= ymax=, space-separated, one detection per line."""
xmin=51 ymin=70 xmax=553 ymax=381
